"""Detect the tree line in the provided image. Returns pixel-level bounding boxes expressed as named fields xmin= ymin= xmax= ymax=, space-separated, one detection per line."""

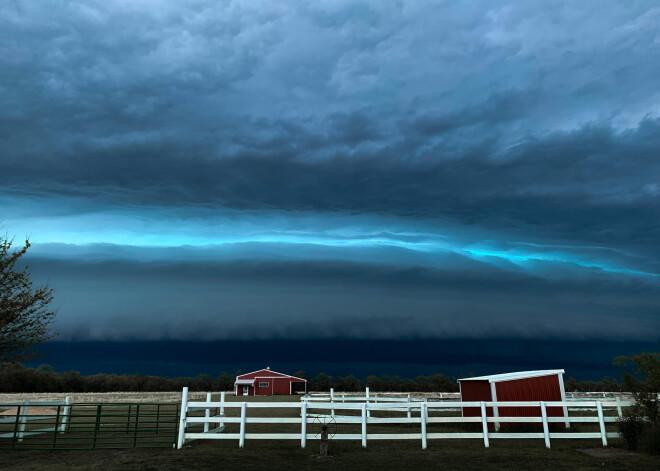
xmin=0 ymin=363 xmax=628 ymax=393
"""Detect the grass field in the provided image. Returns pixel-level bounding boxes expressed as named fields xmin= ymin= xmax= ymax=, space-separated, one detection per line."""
xmin=4 ymin=437 xmax=660 ymax=470
xmin=2 ymin=393 xmax=659 ymax=470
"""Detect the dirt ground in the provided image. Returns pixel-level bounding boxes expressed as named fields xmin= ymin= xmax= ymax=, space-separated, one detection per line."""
xmin=0 ymin=406 xmax=57 ymax=416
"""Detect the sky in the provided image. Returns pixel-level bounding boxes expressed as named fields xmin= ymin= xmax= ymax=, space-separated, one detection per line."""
xmin=1 ymin=1 xmax=659 ymax=378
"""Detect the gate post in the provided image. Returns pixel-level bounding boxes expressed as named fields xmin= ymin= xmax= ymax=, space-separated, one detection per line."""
xmin=176 ymin=387 xmax=189 ymax=449
xmin=92 ymin=404 xmax=102 ymax=449
xmin=60 ymin=397 xmax=71 ymax=433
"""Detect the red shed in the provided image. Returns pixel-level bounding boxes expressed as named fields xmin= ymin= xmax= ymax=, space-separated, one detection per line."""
xmin=234 ymin=367 xmax=307 ymax=396
xmin=458 ymin=369 xmax=569 ymax=429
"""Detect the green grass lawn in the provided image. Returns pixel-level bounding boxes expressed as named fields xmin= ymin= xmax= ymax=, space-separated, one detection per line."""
xmin=4 ymin=438 xmax=660 ymax=470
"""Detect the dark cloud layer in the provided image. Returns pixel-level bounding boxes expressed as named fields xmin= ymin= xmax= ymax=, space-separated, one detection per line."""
xmin=4 ymin=120 xmax=659 ymax=242
xmin=25 ymin=254 xmax=660 ymax=342
xmin=2 ymin=1 xmax=659 ymax=346
xmin=30 ymin=338 xmax=660 ymax=380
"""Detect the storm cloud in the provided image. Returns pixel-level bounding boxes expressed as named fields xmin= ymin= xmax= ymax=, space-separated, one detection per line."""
xmin=1 ymin=1 xmax=659 ymax=348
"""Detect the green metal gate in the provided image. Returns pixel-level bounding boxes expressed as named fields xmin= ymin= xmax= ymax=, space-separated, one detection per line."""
xmin=0 ymin=402 xmax=179 ymax=450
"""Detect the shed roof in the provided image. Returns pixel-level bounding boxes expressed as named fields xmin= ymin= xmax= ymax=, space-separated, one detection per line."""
xmin=458 ymin=369 xmax=565 ymax=383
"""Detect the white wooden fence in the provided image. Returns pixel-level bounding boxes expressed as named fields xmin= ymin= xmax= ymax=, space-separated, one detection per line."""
xmin=0 ymin=397 xmax=71 ymax=441
xmin=304 ymin=388 xmax=630 ymax=416
xmin=309 ymin=387 xmax=633 ymax=403
xmin=176 ymin=388 xmax=631 ymax=450
xmin=177 ymin=389 xmax=226 ymax=448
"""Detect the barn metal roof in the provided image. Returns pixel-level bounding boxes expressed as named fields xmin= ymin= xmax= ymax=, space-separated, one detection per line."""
xmin=458 ymin=369 xmax=565 ymax=383
xmin=234 ymin=379 xmax=256 ymax=385
xmin=236 ymin=367 xmax=306 ymax=382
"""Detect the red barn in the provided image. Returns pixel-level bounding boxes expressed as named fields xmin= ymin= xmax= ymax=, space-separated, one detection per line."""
xmin=458 ymin=369 xmax=569 ymax=429
xmin=234 ymin=367 xmax=307 ymax=396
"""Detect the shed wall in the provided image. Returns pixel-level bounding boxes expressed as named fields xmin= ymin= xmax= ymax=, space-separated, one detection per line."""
xmin=460 ymin=380 xmax=492 ymax=417
xmin=495 ymin=375 xmax=564 ymax=418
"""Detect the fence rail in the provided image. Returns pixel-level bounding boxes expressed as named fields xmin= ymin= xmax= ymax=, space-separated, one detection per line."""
xmin=177 ymin=387 xmax=632 ymax=450
xmin=308 ymin=387 xmax=634 ymax=403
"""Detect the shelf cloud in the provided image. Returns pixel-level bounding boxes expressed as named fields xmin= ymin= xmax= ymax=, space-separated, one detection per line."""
xmin=2 ymin=1 xmax=659 ymax=345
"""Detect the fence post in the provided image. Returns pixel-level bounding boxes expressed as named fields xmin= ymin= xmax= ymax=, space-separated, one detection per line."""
xmin=176 ymin=387 xmax=189 ymax=449
xmin=330 ymin=388 xmax=334 ymax=417
xmin=18 ymin=398 xmax=29 ymax=442
xmin=204 ymin=393 xmax=211 ymax=433
xmin=301 ymin=402 xmax=307 ymax=448
xmin=239 ymin=402 xmax=247 ymax=448
xmin=173 ymin=403 xmax=180 ymax=444
xmin=540 ymin=402 xmax=551 ymax=449
xmin=407 ymin=395 xmax=411 ymax=419
xmin=615 ymin=397 xmax=622 ymax=418
xmin=60 ymin=396 xmax=71 ymax=433
xmin=220 ymin=391 xmax=225 ymax=429
xmin=366 ymin=387 xmax=371 ymax=418
xmin=420 ymin=402 xmax=428 ymax=449
xmin=596 ymin=401 xmax=608 ymax=447
xmin=361 ymin=403 xmax=368 ymax=448
xmin=480 ymin=402 xmax=489 ymax=448
xmin=424 ymin=398 xmax=429 ymax=424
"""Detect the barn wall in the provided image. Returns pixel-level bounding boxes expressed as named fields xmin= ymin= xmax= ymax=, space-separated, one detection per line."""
xmin=272 ymin=378 xmax=292 ymax=395
xmin=251 ymin=377 xmax=295 ymax=395
xmin=253 ymin=377 xmax=270 ymax=395
xmin=235 ymin=385 xmax=253 ymax=396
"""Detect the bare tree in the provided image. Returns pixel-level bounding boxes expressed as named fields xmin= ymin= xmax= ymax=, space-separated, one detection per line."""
xmin=0 ymin=236 xmax=56 ymax=363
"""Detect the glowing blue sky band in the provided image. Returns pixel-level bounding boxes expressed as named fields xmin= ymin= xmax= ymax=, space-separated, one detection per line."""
xmin=27 ymin=230 xmax=659 ymax=279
